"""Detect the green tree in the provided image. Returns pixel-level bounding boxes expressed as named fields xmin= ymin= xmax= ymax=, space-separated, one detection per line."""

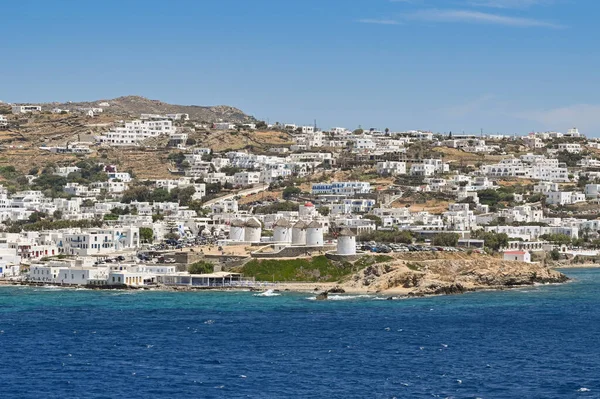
xmin=140 ymin=227 xmax=154 ymax=243
xmin=170 ymin=186 xmax=196 ymax=206
xmin=318 ymin=206 xmax=330 ymax=216
xmin=539 ymin=233 xmax=572 ymax=246
xmin=432 ymin=232 xmax=459 ymax=247
xmin=282 ymin=186 xmax=301 ymax=199
xmin=472 ymin=230 xmax=510 ymax=251
xmin=188 ymin=261 xmax=215 ymax=274
xmin=167 ymin=152 xmax=186 ymax=165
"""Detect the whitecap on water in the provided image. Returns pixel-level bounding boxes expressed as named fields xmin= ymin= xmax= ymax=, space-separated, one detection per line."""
xmin=253 ymin=289 xmax=281 ymax=297
xmin=577 ymin=387 xmax=591 ymax=392
xmin=328 ymin=295 xmax=374 ymax=301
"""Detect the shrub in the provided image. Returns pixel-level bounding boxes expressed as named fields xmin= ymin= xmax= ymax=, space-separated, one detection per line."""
xmin=188 ymin=261 xmax=215 ymax=274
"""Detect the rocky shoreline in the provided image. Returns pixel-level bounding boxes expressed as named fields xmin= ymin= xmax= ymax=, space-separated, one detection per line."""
xmin=273 ymin=253 xmax=570 ymax=298
xmin=0 ymin=253 xmax=571 ymax=299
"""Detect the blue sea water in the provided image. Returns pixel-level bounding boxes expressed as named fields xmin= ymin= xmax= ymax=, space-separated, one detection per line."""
xmin=0 ymin=269 xmax=599 ymax=399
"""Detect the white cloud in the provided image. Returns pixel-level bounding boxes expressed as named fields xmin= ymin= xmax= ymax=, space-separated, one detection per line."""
xmin=466 ymin=0 xmax=553 ymax=8
xmin=357 ymin=18 xmax=401 ymax=25
xmin=516 ymin=104 xmax=600 ymax=133
xmin=404 ymin=9 xmax=564 ymax=28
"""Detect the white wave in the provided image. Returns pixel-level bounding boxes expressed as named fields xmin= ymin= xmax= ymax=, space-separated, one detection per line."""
xmin=577 ymin=387 xmax=590 ymax=392
xmin=253 ymin=289 xmax=281 ymax=297
xmin=328 ymin=294 xmax=374 ymax=301
xmin=306 ymin=294 xmax=376 ymax=301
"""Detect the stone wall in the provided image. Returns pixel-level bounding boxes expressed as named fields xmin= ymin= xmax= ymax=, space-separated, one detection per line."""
xmin=325 ymin=251 xmax=366 ymax=262
xmin=251 ymin=245 xmax=336 ymax=258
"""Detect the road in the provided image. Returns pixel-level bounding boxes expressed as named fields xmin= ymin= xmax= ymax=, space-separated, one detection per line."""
xmin=202 ymin=184 xmax=269 ymax=208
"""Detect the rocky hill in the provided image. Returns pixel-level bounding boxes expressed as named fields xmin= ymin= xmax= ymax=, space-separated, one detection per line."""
xmin=0 ymin=98 xmax=292 ymax=180
xmin=267 ymin=252 xmax=568 ymax=297
xmin=341 ymin=252 xmax=567 ymax=296
xmin=41 ymin=95 xmax=256 ymax=123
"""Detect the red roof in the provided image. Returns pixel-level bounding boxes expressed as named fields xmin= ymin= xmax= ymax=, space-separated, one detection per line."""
xmin=504 ymin=251 xmax=527 ymax=255
xmin=304 ymin=202 xmax=314 ymax=207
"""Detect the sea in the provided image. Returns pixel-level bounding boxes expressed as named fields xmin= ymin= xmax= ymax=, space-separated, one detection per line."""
xmin=0 ymin=268 xmax=599 ymax=399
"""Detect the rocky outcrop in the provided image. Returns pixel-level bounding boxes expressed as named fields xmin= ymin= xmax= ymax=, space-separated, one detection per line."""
xmin=315 ymin=292 xmax=328 ymax=301
xmin=328 ymin=286 xmax=346 ymax=294
xmin=340 ymin=253 xmax=568 ymax=296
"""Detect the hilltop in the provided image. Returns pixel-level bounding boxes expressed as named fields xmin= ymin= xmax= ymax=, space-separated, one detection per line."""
xmin=41 ymin=95 xmax=256 ymax=123
xmin=0 ymin=98 xmax=292 ymax=179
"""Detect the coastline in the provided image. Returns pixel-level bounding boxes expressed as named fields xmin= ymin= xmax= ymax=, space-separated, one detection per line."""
xmin=0 ymin=276 xmax=573 ymax=299
xmin=553 ymin=264 xmax=600 ymax=269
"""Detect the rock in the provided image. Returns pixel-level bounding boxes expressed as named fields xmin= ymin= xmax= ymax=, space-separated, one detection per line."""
xmin=315 ymin=292 xmax=328 ymax=301
xmin=328 ymin=286 xmax=345 ymax=294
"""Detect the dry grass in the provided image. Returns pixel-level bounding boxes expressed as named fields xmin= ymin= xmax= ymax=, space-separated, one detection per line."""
xmin=391 ymin=198 xmax=451 ymax=214
xmin=433 ymin=147 xmax=504 ymax=165
xmin=238 ymin=190 xmax=283 ymax=205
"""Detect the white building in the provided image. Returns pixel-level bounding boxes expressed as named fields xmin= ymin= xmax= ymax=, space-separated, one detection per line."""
xmin=273 ymin=218 xmax=292 ymax=243
xmin=244 ymin=218 xmax=262 ymax=243
xmin=545 ymin=191 xmax=586 ymax=206
xmin=566 ymin=127 xmax=582 ymax=138
xmin=12 ymin=105 xmax=42 ymax=114
xmin=311 ymin=182 xmax=371 ymax=195
xmin=97 ymin=119 xmax=175 ymax=146
xmin=557 ymin=143 xmax=582 ymax=154
xmin=233 ymin=172 xmax=261 ymax=187
xmin=62 ymin=227 xmax=140 ymax=256
xmin=57 ymin=267 xmax=108 ymax=285
xmin=330 ymin=199 xmax=376 ymax=215
xmin=306 ymin=221 xmax=324 ymax=246
xmin=54 ymin=166 xmax=81 ymax=177
xmin=410 ymin=164 xmax=436 ymax=177
xmin=376 ymin=161 xmax=407 ymax=176
xmin=585 ymin=184 xmax=600 ymax=199
xmin=336 ymin=228 xmax=356 ymax=255
xmin=503 ymin=250 xmax=531 ymax=263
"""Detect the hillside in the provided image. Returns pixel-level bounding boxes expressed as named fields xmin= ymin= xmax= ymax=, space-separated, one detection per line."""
xmin=0 ymin=99 xmax=291 ymax=180
xmin=253 ymin=252 xmax=568 ymax=296
xmin=42 ymin=95 xmax=256 ymax=123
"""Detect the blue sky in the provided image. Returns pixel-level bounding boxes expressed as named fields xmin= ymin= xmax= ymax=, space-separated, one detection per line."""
xmin=2 ymin=0 xmax=599 ymax=135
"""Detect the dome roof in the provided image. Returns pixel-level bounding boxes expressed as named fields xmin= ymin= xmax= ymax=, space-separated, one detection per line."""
xmin=274 ymin=218 xmax=291 ymax=228
xmin=245 ymin=218 xmax=262 ymax=228
xmin=304 ymin=202 xmax=314 ymax=207
xmin=293 ymin=221 xmax=308 ymax=229
xmin=338 ymin=228 xmax=356 ymax=237
xmin=307 ymin=221 xmax=322 ymax=229
xmin=230 ymin=219 xmax=245 ymax=227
